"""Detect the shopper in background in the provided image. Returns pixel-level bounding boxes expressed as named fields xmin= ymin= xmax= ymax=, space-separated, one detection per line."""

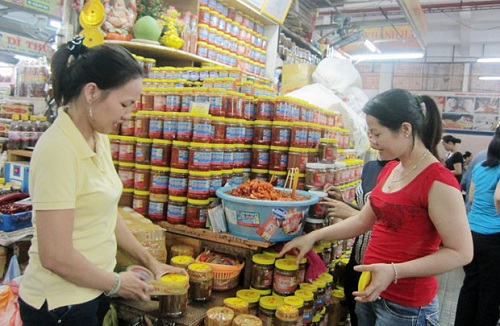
xmin=463 ymin=151 xmax=472 ymax=171
xmin=322 ymin=157 xmax=394 ymax=326
xmin=18 ymin=36 xmax=187 ymax=326
xmin=461 ymin=150 xmax=487 ymax=212
xmin=442 ymin=134 xmax=464 ymax=183
xmin=455 ymin=126 xmax=500 ymax=326
xmin=279 ymin=89 xmax=473 ymax=325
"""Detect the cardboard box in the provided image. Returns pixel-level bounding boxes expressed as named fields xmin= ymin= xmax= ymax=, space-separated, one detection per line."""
xmin=5 ymin=162 xmax=30 ymax=193
xmin=281 ymin=63 xmax=317 ymax=94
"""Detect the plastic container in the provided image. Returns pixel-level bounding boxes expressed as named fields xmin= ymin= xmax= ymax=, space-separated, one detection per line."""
xmin=118 ymin=162 xmax=135 ymax=188
xmin=167 ymin=195 xmax=188 ymax=224
xmin=170 ymin=255 xmax=195 ymax=269
xmin=308 ymin=191 xmax=328 ymax=218
xmin=258 ymin=296 xmax=284 ymax=326
xmin=250 ymin=168 xmax=268 ymax=182
xmin=295 ymin=289 xmax=315 ymax=325
xmin=252 ymin=120 xmax=272 ymax=145
xmin=148 ymin=193 xmax=168 ymax=221
xmin=275 ymin=304 xmax=299 ymax=326
xmin=150 ymin=166 xmax=170 ymax=194
xmin=288 ymin=147 xmax=309 ymax=173
xmin=271 ymin=121 xmax=292 ymax=146
xmin=192 ymin=113 xmax=212 ymax=142
xmin=223 ymin=297 xmax=249 ymax=316
xmin=251 ymin=144 xmax=270 ymax=170
xmin=120 ymin=113 xmax=136 ymax=136
xmin=134 ymin=111 xmax=150 ymax=138
xmin=273 ymin=258 xmax=299 ymax=296
xmin=318 ymin=138 xmax=338 ymax=164
xmin=162 ymin=112 xmax=177 ymax=140
xmin=118 ymin=136 xmax=136 ymax=163
xmin=236 ymin=289 xmax=261 ymax=316
xmin=148 ymin=111 xmax=163 ymax=139
xmin=211 ymin=116 xmax=226 ymax=143
xmin=305 ymin=163 xmax=326 ymax=189
xmin=119 ymin=188 xmax=134 ymax=207
xmin=135 ymin=138 xmax=152 ymax=165
xmin=168 ymin=168 xmax=189 ymax=197
xmin=109 ymin=135 xmax=120 ymax=160
xmin=158 ymin=274 xmax=189 ymax=317
xmin=133 ymin=190 xmax=149 ymax=215
xmin=269 ymin=146 xmax=288 ymax=171
xmin=188 ymin=262 xmax=213 ymax=301
xmin=170 ymin=141 xmax=190 ymax=169
xmin=188 ymin=170 xmax=211 ymax=200
xmin=134 ymin=164 xmax=151 ymax=191
xmin=250 ymin=253 xmax=275 ymax=290
xmin=291 ymin=122 xmax=309 ymax=148
xmin=176 ymin=113 xmax=193 ymax=141
xmin=188 ymin=142 xmax=212 ymax=171
xmin=150 ymin=139 xmax=171 ymax=167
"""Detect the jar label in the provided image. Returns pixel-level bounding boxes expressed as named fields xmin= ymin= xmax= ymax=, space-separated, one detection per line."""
xmin=191 ymin=151 xmax=212 ymax=167
xmin=233 ymin=151 xmax=244 ymax=167
xmin=244 ymin=126 xmax=254 ymax=142
xmin=169 ymin=176 xmax=188 ymax=191
xmin=135 ymin=147 xmax=148 ymax=163
xmin=134 ymin=172 xmax=148 ymax=188
xmin=226 ymin=126 xmax=239 ymax=142
xmin=151 ymin=174 xmax=169 ymax=191
xmin=166 ymin=95 xmax=180 ymax=111
xmin=163 ymin=120 xmax=177 ymax=138
xmin=118 ymin=144 xmax=134 ymax=161
xmin=210 ymin=177 xmax=222 ymax=193
xmin=278 ymin=129 xmax=291 ymax=142
xmin=273 ymin=272 xmax=297 ymax=294
xmin=151 ymin=148 xmax=166 ymax=165
xmin=211 ymin=150 xmax=224 ymax=165
xmin=153 ymin=95 xmax=166 ymax=111
xmin=118 ymin=170 xmax=134 ymax=187
xmin=188 ymin=178 xmax=210 ymax=195
xmin=293 ymin=129 xmax=308 ymax=146
xmin=257 ymin=152 xmax=270 ymax=165
xmin=235 ymin=211 xmax=259 ymax=227
xmin=223 ymin=151 xmax=234 ymax=164
xmin=193 ymin=122 xmax=212 ymax=138
xmin=232 ymin=175 xmax=243 ymax=186
xmin=167 ymin=204 xmax=187 ymax=222
xmin=149 ymin=120 xmax=163 ymax=138
xmin=177 ymin=120 xmax=193 ymax=138
xmin=148 ymin=201 xmax=166 ymax=218
xmin=181 ymin=95 xmax=193 ymax=111
xmin=133 ymin=198 xmax=147 ymax=214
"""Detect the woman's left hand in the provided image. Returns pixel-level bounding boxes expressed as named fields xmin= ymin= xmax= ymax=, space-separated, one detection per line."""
xmin=323 ymin=197 xmax=359 ymax=220
xmin=149 ymin=260 xmax=189 ymax=279
xmin=351 ymin=263 xmax=396 ymax=302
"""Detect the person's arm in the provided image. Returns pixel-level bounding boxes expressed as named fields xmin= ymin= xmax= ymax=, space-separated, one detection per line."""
xmin=452 ymin=162 xmax=463 ymax=176
xmin=115 ymin=213 xmax=188 ymax=278
xmin=352 ymin=181 xmax=473 ymax=302
xmin=468 ymin=182 xmax=475 ymax=203
xmin=36 ymin=209 xmax=151 ymax=300
xmin=494 ymin=180 xmax=500 ymax=215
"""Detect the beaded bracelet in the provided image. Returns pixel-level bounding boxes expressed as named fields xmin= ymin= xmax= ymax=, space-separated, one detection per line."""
xmin=104 ymin=272 xmax=121 ymax=297
xmin=391 ymin=262 xmax=398 ymax=284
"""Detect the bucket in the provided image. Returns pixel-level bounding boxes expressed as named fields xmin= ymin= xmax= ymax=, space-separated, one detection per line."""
xmin=216 ymin=187 xmax=319 ymax=242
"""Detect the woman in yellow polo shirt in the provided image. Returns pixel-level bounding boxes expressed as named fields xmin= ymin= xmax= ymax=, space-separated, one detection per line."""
xmin=18 ymin=35 xmax=187 ymax=325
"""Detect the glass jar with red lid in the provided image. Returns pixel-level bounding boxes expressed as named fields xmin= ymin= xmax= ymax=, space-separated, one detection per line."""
xmin=188 ymin=142 xmax=212 ymax=171
xmin=211 ymin=116 xmax=226 ymax=143
xmin=176 ymin=113 xmax=193 ymax=141
xmin=191 ymin=114 xmax=212 ymax=143
xmin=253 ymin=120 xmax=272 ymax=145
xmin=170 ymin=140 xmax=190 ymax=169
xmin=251 ymin=144 xmax=270 ymax=170
xmin=118 ymin=136 xmax=136 ymax=163
xmin=187 ymin=170 xmax=211 ymax=200
xmin=269 ymin=146 xmax=288 ymax=171
xmin=256 ymin=96 xmax=274 ymax=120
xmin=288 ymin=147 xmax=309 ymax=173
xmin=271 ymin=121 xmax=292 ymax=147
xmin=150 ymin=166 xmax=170 ymax=194
xmin=186 ymin=198 xmax=209 ymax=228
xmin=150 ymin=139 xmax=171 ymax=167
xmin=168 ymin=168 xmax=189 ymax=197
xmin=134 ymin=111 xmax=150 ymax=138
xmin=167 ymin=195 xmax=188 ymax=224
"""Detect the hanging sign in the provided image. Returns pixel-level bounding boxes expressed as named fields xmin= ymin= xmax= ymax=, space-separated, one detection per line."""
xmin=0 ymin=31 xmax=54 ymax=58
xmin=3 ymin=0 xmax=63 ymax=18
xmin=244 ymin=0 xmax=265 ymax=9
xmin=261 ymin=0 xmax=293 ymax=24
xmin=396 ymin=0 xmax=427 ymax=49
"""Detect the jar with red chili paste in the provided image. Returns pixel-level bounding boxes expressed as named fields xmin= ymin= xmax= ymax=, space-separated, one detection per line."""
xmin=273 ymin=96 xmax=289 ymax=121
xmin=186 ymin=198 xmax=209 ymax=228
xmin=109 ymin=135 xmax=120 ymax=160
xmin=256 ymin=96 xmax=274 ymax=120
xmin=253 ymin=120 xmax=272 ymax=145
xmin=188 ymin=170 xmax=211 ymax=200
xmin=210 ymin=170 xmax=223 ymax=196
xmin=308 ymin=147 xmax=319 ymax=164
xmin=153 ymin=89 xmax=166 ymax=111
xmin=142 ymin=88 xmax=154 ymax=110
xmin=167 ymin=195 xmax=188 ymax=224
xmin=210 ymin=143 xmax=224 ymax=170
xmin=170 ymin=141 xmax=190 ymax=169
xmin=133 ymin=190 xmax=149 ymax=215
xmin=134 ymin=164 xmax=151 ymax=191
xmin=307 ymin=123 xmax=321 ymax=148
xmin=176 ymin=113 xmax=193 ymax=141
xmin=243 ymin=120 xmax=254 ymax=144
xmin=191 ymin=114 xmax=212 ymax=143
xmin=189 ymin=142 xmax=212 ymax=171
xmin=165 ymin=88 xmax=181 ymax=112
xmin=150 ymin=166 xmax=170 ymax=194
xmin=233 ymin=144 xmax=245 ymax=168
xmin=251 ymin=144 xmax=270 ymax=170
xmin=148 ymin=111 xmax=163 ymax=139
xmin=118 ymin=162 xmax=135 ymax=188
xmin=150 ymin=139 xmax=172 ymax=167
xmin=318 ymin=138 xmax=338 ymax=164
xmin=243 ymin=96 xmax=255 ymax=120
xmin=224 ymin=118 xmax=239 ymax=144
xmin=250 ymin=168 xmax=268 ymax=182
xmin=288 ymin=147 xmax=309 ymax=173
xmin=250 ymin=253 xmax=275 ymax=290
xmin=271 ymin=121 xmax=292 ymax=147
xmin=273 ymin=259 xmax=299 ymax=296
xmin=305 ymin=163 xmax=326 ymax=189
xmin=162 ymin=112 xmax=177 ymax=141
xmin=135 ymin=138 xmax=152 ymax=165
xmin=290 ymin=122 xmax=309 ymax=148
xmin=148 ymin=193 xmax=168 ymax=221
xmin=211 ymin=116 xmax=226 ymax=144
xmin=269 ymin=146 xmax=288 ymax=171
xmin=180 ymin=88 xmax=193 ymax=113
xmin=223 ymin=145 xmax=235 ymax=170
xmin=119 ymin=188 xmax=134 ymax=207
xmin=120 ymin=112 xmax=136 ymax=136
xmin=134 ymin=111 xmax=150 ymax=138
xmin=118 ymin=136 xmax=136 ymax=163
xmin=225 ymin=91 xmax=243 ymax=119
xmin=168 ymin=168 xmax=189 ymax=197
xmin=208 ymin=88 xmax=225 ymax=116
xmin=232 ymin=168 xmax=244 ymax=186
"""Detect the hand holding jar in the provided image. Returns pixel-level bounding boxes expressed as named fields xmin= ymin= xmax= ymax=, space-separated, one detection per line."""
xmin=322 ymin=197 xmax=359 ymax=222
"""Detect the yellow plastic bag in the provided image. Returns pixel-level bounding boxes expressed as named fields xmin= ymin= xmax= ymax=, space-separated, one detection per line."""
xmin=102 ymin=304 xmax=119 ymax=326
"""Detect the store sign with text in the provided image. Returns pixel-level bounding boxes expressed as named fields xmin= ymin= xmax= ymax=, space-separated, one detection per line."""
xmin=342 ymin=25 xmax=421 ymax=53
xmin=0 ymin=32 xmax=54 ymax=58
xmin=4 ymin=0 xmax=63 ymax=17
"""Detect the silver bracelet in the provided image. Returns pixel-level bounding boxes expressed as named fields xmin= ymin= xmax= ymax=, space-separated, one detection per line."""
xmin=391 ymin=262 xmax=398 ymax=284
xmin=104 ymin=272 xmax=121 ymax=297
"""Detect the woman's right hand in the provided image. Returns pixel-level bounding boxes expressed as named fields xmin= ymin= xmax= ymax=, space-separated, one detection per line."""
xmin=323 ymin=183 xmax=343 ymax=201
xmin=277 ymin=232 xmax=316 ymax=264
xmin=116 ymin=271 xmax=154 ymax=300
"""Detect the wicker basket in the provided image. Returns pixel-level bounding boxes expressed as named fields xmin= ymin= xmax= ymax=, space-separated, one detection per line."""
xmin=196 ymin=259 xmax=245 ymax=291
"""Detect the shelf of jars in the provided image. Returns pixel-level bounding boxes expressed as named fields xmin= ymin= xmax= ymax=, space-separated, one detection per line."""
xmin=280 ymin=25 xmax=322 ymax=59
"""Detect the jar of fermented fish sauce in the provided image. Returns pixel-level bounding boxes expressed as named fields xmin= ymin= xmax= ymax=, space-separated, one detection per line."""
xmin=109 ymin=135 xmax=120 ymax=160
xmin=118 ymin=136 xmax=136 ymax=163
xmin=251 ymin=144 xmax=270 ymax=170
xmin=284 ymin=296 xmax=304 ymax=324
xmin=149 ymin=166 xmax=170 ymax=194
xmin=188 ymin=262 xmax=213 ymax=301
xmin=256 ymin=96 xmax=274 ymax=120
xmin=133 ymin=190 xmax=149 ymax=215
xmin=176 ymin=112 xmax=193 ymax=141
xmin=170 ymin=141 xmax=190 ymax=169
xmin=192 ymin=113 xmax=212 ymax=143
xmin=150 ymin=139 xmax=172 ymax=167
xmin=158 ymin=273 xmax=189 ymax=317
xmin=223 ymin=297 xmax=249 ymax=316
xmin=148 ymin=193 xmax=168 ymax=221
xmin=221 ymin=169 xmax=233 ymax=186
xmin=165 ymin=88 xmax=181 ymax=112
xmin=134 ymin=164 xmax=151 ymax=191
xmin=269 ymin=146 xmax=288 ymax=171
xmin=318 ymin=138 xmax=338 ymax=164
xmin=295 ymin=289 xmax=314 ymax=325
xmin=305 ymin=163 xmax=326 ymax=189
xmin=119 ymin=188 xmax=134 ymax=207
xmin=291 ymin=121 xmax=309 ymax=148
xmin=141 ymin=88 xmax=154 ymax=110
xmin=135 ymin=138 xmax=152 ymax=165
xmin=299 ymin=283 xmax=318 ymax=305
xmin=236 ymin=289 xmax=261 ymax=316
xmin=210 ymin=143 xmax=224 ymax=170
xmin=120 ymin=112 xmax=136 ymax=136
xmin=134 ymin=111 xmax=150 ymax=138
xmin=223 ymin=145 xmax=235 ymax=170
xmin=243 ymin=120 xmax=254 ymax=145
xmin=271 ymin=121 xmax=292 ymax=146
xmin=162 ymin=112 xmax=177 ymax=141
xmin=273 ymin=258 xmax=299 ymax=296
xmin=186 ymin=198 xmax=209 ymax=228
xmin=275 ymin=304 xmax=299 ymax=326
xmin=232 ymin=168 xmax=244 ymax=186
xmin=211 ymin=116 xmax=226 ymax=144
xmin=166 ymin=195 xmax=188 ymax=224
xmin=209 ymin=170 xmax=223 ymax=196
xmin=168 ymin=168 xmax=189 ymax=197
xmin=180 ymin=88 xmax=193 ymax=112
xmin=250 ymin=253 xmax=275 ymax=290
xmin=252 ymin=120 xmax=272 ymax=145
xmin=147 ymin=111 xmax=162 ymax=139
xmin=288 ymin=147 xmax=309 ymax=173
xmin=170 ymin=255 xmax=195 ymax=269
xmin=118 ymin=162 xmax=135 ymax=188
xmin=258 ymin=295 xmax=284 ymax=326
xmin=189 ymin=142 xmax=212 ymax=171
xmin=188 ymin=170 xmax=211 ymax=200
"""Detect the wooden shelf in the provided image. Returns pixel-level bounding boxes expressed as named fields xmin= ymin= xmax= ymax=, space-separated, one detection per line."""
xmin=158 ymin=221 xmax=273 ymax=251
xmin=7 ymin=150 xmax=32 ymax=161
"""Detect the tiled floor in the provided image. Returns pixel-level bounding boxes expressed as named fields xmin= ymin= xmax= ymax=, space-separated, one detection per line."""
xmin=437 ymin=267 xmax=465 ymax=326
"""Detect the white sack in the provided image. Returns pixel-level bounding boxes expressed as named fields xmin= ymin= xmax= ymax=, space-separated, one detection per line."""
xmin=312 ymin=58 xmax=362 ymax=93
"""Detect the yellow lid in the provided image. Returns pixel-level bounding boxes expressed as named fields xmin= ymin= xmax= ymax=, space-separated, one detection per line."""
xmin=262 ymin=248 xmax=279 ymax=258
xmin=188 ymin=262 xmax=212 ymax=273
xmin=133 ymin=190 xmax=150 ymax=196
xmin=170 ymin=255 xmax=195 ymax=264
xmin=151 ymin=166 xmax=170 ymax=172
xmin=136 ymin=137 xmax=153 ymax=143
xmin=122 ymin=188 xmax=134 ymax=193
xmin=188 ymin=170 xmax=211 ymax=177
xmin=170 ymin=168 xmax=188 ymax=174
xmin=320 ymin=138 xmax=338 ymax=144
xmin=284 ymin=296 xmax=304 ymax=309
xmin=259 ymin=295 xmax=284 ymax=310
xmin=156 ymin=273 xmax=189 ymax=295
xmin=108 ymin=134 xmax=120 ymax=140
xmin=249 ymin=287 xmax=272 ymax=296
xmin=187 ymin=198 xmax=210 ymax=205
xmin=275 ymin=258 xmax=298 ymax=271
xmin=269 ymin=170 xmax=287 ymax=176
xmin=120 ymin=135 xmax=136 ymax=142
xmin=251 ymin=168 xmax=269 ymax=174
xmin=210 ymin=170 xmax=223 ymax=175
xmin=270 ymin=145 xmax=288 ymax=151
xmin=276 ymin=304 xmax=299 ymax=321
xmin=299 ymin=282 xmax=317 ymax=293
xmin=118 ymin=162 xmax=135 ymax=167
xmin=284 ymin=255 xmax=307 ymax=265
xmin=169 ymin=196 xmax=188 ymax=202
xmin=312 ymin=279 xmax=326 ymax=289
xmin=135 ymin=164 xmax=151 ymax=169
xmin=236 ymin=289 xmax=260 ymax=304
xmin=252 ymin=253 xmax=275 ymax=265
xmin=312 ymin=313 xmax=321 ymax=323
xmin=223 ymin=297 xmax=249 ymax=309
xmin=318 ymin=272 xmax=333 ymax=283
xmin=190 ymin=142 xmax=212 ymax=148
xmin=254 ymin=119 xmax=273 ymax=125
xmin=289 ymin=147 xmax=308 ymax=153
xmin=294 ymin=289 xmax=314 ymax=301
xmin=333 ymin=288 xmax=345 ymax=298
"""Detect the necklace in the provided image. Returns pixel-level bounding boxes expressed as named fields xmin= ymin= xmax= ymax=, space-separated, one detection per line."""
xmin=387 ymin=151 xmax=429 ymax=190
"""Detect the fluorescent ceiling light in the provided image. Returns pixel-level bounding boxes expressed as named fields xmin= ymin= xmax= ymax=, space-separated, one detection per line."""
xmin=479 ymin=76 xmax=500 ymax=81
xmin=364 ymin=39 xmax=379 ymax=53
xmin=350 ymin=53 xmax=424 ymax=61
xmin=477 ymin=58 xmax=500 ymax=63
xmin=14 ymin=54 xmax=35 ymax=61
